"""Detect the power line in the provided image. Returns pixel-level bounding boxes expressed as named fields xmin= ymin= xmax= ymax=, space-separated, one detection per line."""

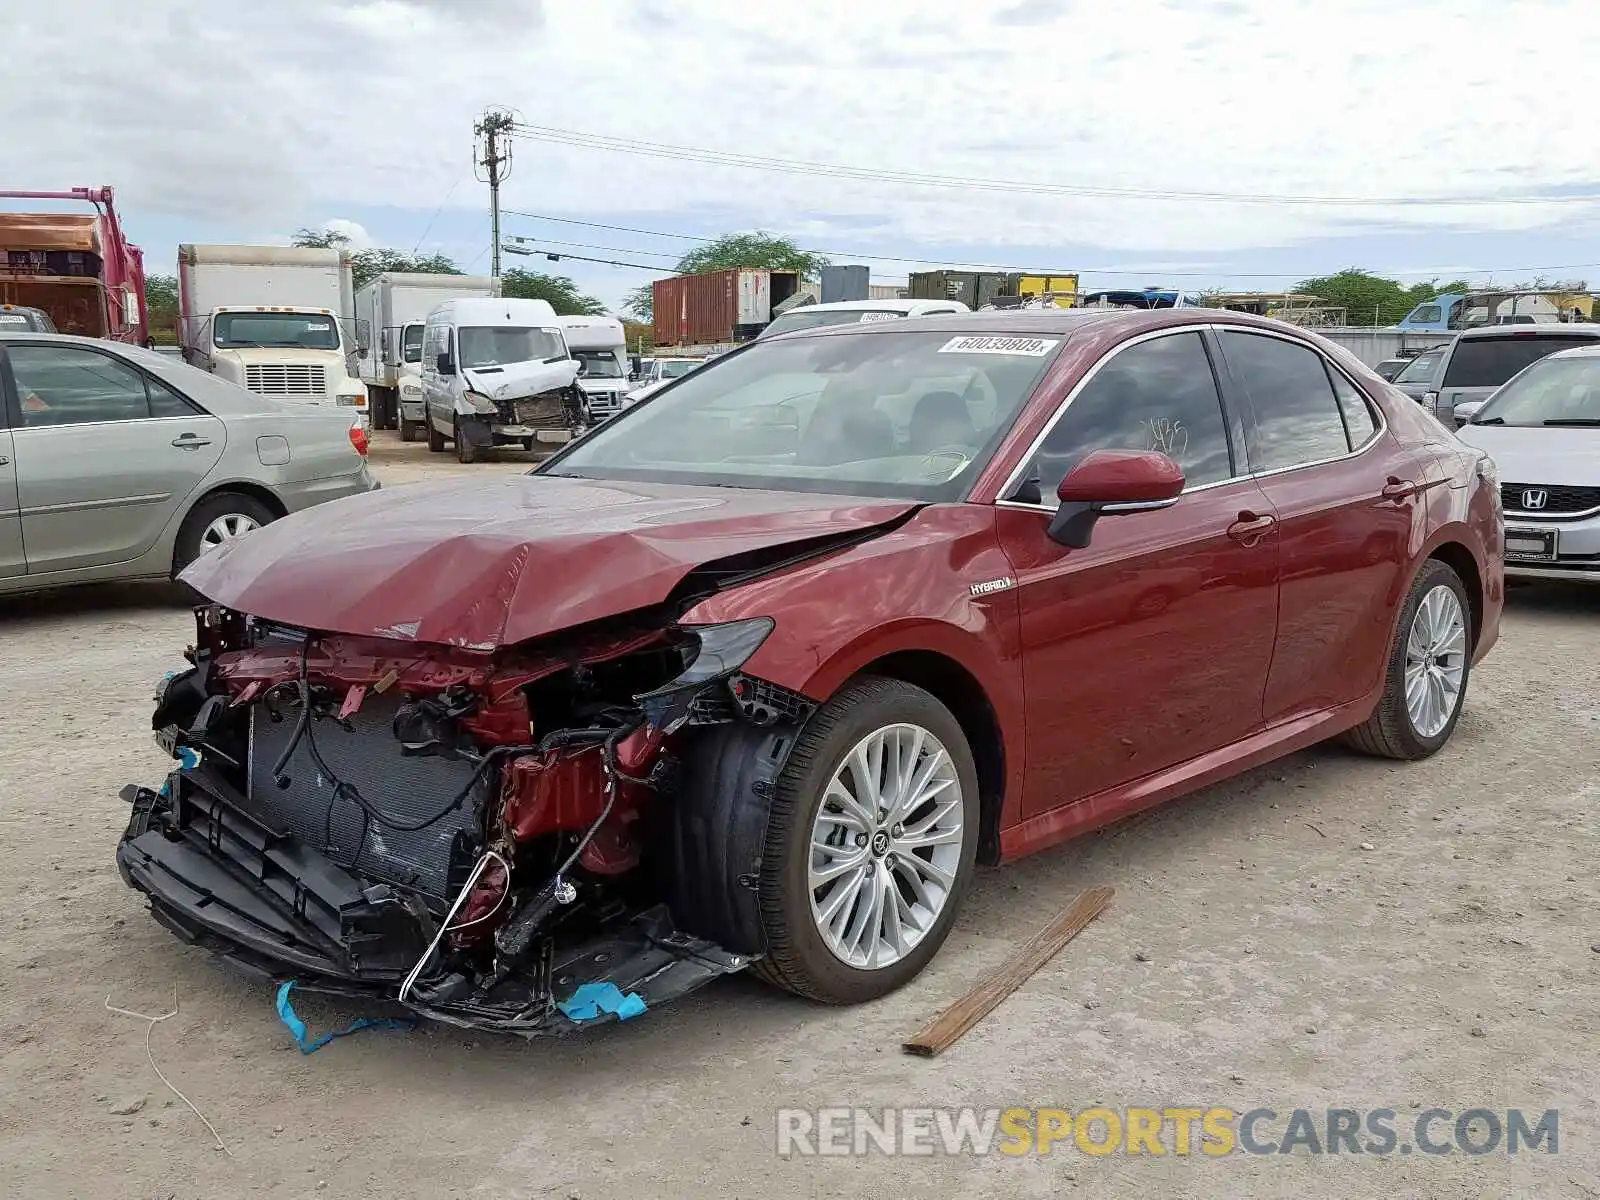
xmin=504 ymin=232 xmax=680 ymax=260
xmin=411 ymin=175 xmax=465 ymax=254
xmin=507 ymin=122 xmax=1600 ymax=209
xmin=501 ymin=242 xmax=673 ymax=272
xmin=501 ymin=209 xmax=1600 ymax=281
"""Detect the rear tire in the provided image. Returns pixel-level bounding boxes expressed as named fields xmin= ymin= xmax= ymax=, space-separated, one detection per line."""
xmin=426 ymin=418 xmax=445 ymax=453
xmin=1343 ymin=558 xmax=1472 ymax=760
xmin=172 ymin=491 xmax=276 ymax=578
xmin=671 ymin=676 xmax=979 ymax=1004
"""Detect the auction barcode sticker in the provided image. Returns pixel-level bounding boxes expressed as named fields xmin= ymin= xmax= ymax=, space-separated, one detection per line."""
xmin=937 ymin=335 xmax=1060 ymax=356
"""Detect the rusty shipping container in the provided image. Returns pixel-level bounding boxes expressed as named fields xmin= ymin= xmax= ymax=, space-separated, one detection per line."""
xmin=652 ymin=267 xmax=800 ymax=347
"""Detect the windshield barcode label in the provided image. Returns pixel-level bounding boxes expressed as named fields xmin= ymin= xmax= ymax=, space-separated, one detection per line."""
xmin=938 ymin=335 xmax=1059 ymax=356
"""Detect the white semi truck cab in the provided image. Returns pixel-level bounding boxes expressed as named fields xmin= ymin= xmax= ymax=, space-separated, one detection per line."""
xmin=178 ymin=245 xmax=368 ymax=421
xmin=554 ymin=315 xmax=630 ymax=423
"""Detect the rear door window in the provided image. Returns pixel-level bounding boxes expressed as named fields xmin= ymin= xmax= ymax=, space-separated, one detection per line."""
xmin=1329 ymin=370 xmax=1380 ymax=449
xmin=1219 ymin=331 xmax=1352 ymax=470
xmin=1442 ymin=335 xmax=1600 ymax=388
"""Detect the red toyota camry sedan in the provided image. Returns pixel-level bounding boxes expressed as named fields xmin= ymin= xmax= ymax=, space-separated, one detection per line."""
xmin=119 ymin=309 xmax=1502 ymax=1033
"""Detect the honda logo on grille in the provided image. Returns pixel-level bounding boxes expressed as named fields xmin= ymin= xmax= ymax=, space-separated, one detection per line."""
xmin=1521 ymin=489 xmax=1549 ymax=510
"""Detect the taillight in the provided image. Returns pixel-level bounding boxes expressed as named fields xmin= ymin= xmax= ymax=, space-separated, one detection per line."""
xmin=349 ymin=423 xmax=369 ymax=457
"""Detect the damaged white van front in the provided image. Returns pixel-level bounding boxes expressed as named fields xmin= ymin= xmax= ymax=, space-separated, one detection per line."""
xmin=420 ymin=297 xmax=586 ymax=463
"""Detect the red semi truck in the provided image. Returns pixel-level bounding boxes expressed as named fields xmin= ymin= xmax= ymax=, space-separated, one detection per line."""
xmin=0 ymin=187 xmax=148 ymax=344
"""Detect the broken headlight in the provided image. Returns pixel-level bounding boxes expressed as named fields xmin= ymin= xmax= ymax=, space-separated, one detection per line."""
xmin=636 ymin=618 xmax=775 ymax=730
xmin=672 ymin=618 xmax=774 ymax=687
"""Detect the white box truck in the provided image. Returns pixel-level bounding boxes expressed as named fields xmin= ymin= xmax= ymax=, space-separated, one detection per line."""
xmin=554 ymin=314 xmax=630 ymax=423
xmin=356 ymin=271 xmax=499 ymax=439
xmin=177 ymin=244 xmax=368 ymax=421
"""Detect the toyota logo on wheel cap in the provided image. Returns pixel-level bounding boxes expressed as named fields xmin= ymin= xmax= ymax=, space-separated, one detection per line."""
xmin=1522 ymin=489 xmax=1549 ymax=510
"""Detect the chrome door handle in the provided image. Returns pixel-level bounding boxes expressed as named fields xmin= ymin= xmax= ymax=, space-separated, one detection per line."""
xmin=0 ymin=455 xmax=9 ymax=466
xmin=172 ymin=435 xmax=212 ymax=449
xmin=1227 ymin=511 xmax=1277 ymax=546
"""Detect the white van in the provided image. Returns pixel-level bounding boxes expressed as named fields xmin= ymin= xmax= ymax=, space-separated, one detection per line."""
xmin=554 ymin=315 xmax=630 ymax=423
xmin=419 ymin=297 xmax=584 ymax=463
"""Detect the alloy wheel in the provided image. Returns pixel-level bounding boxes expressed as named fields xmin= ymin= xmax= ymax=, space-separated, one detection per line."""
xmin=808 ymin=723 xmax=965 ymax=970
xmin=1404 ymin=584 xmax=1467 ymax=737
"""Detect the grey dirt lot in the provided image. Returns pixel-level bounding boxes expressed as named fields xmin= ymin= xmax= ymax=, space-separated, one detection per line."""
xmin=1 ymin=431 xmax=1597 ymax=1199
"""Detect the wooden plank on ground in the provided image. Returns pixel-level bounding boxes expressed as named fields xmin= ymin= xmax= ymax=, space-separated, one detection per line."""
xmin=902 ymin=884 xmax=1115 ymax=1058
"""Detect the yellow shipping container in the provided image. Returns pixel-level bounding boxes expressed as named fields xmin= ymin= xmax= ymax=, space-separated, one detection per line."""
xmin=1018 ymin=274 xmax=1080 ymax=307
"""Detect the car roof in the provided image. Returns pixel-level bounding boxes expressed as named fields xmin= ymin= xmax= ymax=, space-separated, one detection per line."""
xmin=777 ymin=306 xmax=1311 ymax=340
xmin=1454 ymin=322 xmax=1600 ymax=340
xmin=790 ymin=299 xmax=966 ymax=313
xmin=1542 ymin=342 xmax=1600 ymax=360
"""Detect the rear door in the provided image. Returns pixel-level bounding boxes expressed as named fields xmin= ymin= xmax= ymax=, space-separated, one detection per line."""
xmin=1214 ymin=328 xmax=1427 ymax=721
xmin=2 ymin=342 xmax=225 ymax=573
xmin=1435 ymin=332 xmax=1600 ymax=422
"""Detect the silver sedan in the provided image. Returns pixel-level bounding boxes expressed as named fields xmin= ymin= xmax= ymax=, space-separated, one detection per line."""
xmin=1456 ymin=343 xmax=1600 ymax=584
xmin=0 ymin=333 xmax=378 ymax=595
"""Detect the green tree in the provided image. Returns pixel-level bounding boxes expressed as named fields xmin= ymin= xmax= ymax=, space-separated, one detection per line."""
xmin=500 ymin=268 xmax=606 ymax=315
xmin=290 ymin=228 xmax=466 ymax=289
xmin=624 ymin=232 xmax=830 ymax=322
xmin=145 ymin=273 xmax=180 ymax=344
xmin=1294 ymin=268 xmax=1474 ymax=327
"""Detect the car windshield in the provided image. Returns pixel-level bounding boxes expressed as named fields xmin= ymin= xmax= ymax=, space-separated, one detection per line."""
xmin=764 ymin=309 xmax=906 ymax=337
xmin=401 ymin=324 xmax=423 ymax=363
xmin=1442 ymin=335 xmax=1599 ymax=388
xmin=1472 ymin=356 xmax=1600 ymax=426
xmin=214 ymin=311 xmax=340 ymax=350
xmin=543 ymin=328 xmax=1064 ymax=500
xmin=458 ymin=325 xmax=565 ymax=369
xmin=1393 ymin=349 xmax=1443 ymax=383
xmin=661 ymin=359 xmax=702 ymax=378
xmin=572 ymin=349 xmax=624 ymax=378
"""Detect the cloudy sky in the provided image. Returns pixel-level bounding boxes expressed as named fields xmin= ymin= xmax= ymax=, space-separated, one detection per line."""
xmin=7 ymin=0 xmax=1600 ymax=310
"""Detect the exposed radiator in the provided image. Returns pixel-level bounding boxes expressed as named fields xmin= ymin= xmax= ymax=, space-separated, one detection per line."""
xmin=245 ymin=695 xmax=486 ymax=898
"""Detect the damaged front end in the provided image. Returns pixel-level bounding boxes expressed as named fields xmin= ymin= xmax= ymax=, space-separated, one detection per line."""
xmin=117 ymin=605 xmax=810 ymax=1035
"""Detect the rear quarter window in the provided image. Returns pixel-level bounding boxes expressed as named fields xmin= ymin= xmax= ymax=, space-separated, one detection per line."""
xmin=1442 ymin=335 xmax=1600 ymax=388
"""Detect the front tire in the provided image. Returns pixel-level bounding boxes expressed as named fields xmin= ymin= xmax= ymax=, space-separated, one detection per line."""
xmin=455 ymin=417 xmax=485 ymax=464
xmin=1344 ymin=558 xmax=1472 ymax=760
xmin=426 ymin=417 xmax=445 ymax=453
xmin=674 ymin=676 xmax=979 ymax=1004
xmin=399 ymin=417 xmax=419 ymax=443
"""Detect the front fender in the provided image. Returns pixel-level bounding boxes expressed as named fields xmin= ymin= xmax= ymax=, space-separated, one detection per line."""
xmin=678 ymin=504 xmax=1027 ymax=812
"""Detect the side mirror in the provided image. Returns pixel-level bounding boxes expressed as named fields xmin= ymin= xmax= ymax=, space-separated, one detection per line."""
xmin=574 ymin=360 xmax=588 ymax=377
xmin=1452 ymin=401 xmax=1484 ymax=427
xmin=437 ymin=352 xmax=455 ymax=377
xmin=1046 ymin=449 xmax=1185 ymax=548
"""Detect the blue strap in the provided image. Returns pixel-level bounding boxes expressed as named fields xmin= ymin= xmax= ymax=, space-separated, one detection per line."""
xmin=275 ymin=980 xmax=414 ymax=1054
xmin=557 ymin=981 xmax=647 ymax=1023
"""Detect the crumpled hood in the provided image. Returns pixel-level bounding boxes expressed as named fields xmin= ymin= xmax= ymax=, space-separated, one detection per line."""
xmin=179 ymin=475 xmax=916 ymax=648
xmin=1457 ymin=424 xmax=1600 ymax=487
xmin=464 ymin=358 xmax=579 ymax=402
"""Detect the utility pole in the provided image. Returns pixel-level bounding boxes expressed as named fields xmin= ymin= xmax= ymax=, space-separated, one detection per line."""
xmin=474 ymin=108 xmax=515 ymax=278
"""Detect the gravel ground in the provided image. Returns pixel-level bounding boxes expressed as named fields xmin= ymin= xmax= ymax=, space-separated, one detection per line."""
xmin=2 ymin=430 xmax=1597 ymax=1198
